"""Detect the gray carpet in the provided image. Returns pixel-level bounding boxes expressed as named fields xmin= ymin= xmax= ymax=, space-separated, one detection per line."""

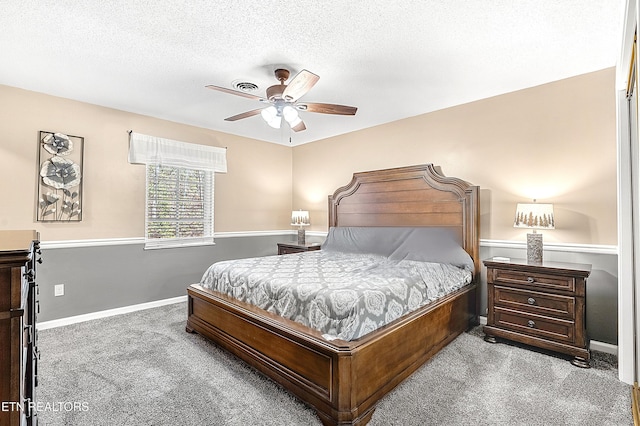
xmin=35 ymin=302 xmax=632 ymax=425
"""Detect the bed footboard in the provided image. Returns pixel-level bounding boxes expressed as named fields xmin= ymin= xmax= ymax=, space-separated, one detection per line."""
xmin=186 ymin=282 xmax=476 ymax=426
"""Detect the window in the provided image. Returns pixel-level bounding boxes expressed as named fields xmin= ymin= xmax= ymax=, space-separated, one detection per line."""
xmin=128 ymin=132 xmax=227 ymax=249
xmin=145 ymin=164 xmax=213 ymax=248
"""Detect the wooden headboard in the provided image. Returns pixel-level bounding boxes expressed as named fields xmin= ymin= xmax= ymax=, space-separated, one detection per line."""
xmin=328 ymin=164 xmax=480 ymax=278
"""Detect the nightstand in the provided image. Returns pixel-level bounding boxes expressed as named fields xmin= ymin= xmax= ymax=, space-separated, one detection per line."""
xmin=483 ymin=258 xmax=592 ymax=368
xmin=277 ymin=242 xmax=321 ymax=255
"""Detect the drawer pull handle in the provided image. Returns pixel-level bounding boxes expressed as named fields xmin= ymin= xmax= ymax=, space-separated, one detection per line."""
xmin=527 ymin=297 xmax=536 ymax=305
xmin=527 ymin=277 xmax=535 ymax=283
xmin=527 ymin=320 xmax=536 ymax=328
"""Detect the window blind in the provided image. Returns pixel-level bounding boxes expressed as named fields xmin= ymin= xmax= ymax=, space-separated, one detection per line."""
xmin=144 ymin=165 xmax=214 ymax=249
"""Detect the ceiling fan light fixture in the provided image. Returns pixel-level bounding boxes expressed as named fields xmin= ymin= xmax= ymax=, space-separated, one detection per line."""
xmin=261 ymin=106 xmax=281 ymax=128
xmin=287 ymin=115 xmax=302 ymax=128
xmin=282 ymin=105 xmax=299 ymax=123
xmin=261 ymin=105 xmax=277 ymax=120
xmin=267 ymin=116 xmax=281 ymax=128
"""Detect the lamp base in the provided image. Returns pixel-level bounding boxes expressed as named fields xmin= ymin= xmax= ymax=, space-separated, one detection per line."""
xmin=527 ymin=233 xmax=543 ymax=264
xmin=297 ymin=229 xmax=306 ymax=245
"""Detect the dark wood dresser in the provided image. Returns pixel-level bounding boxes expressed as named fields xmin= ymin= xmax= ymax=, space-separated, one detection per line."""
xmin=277 ymin=242 xmax=321 ymax=255
xmin=0 ymin=230 xmax=41 ymax=426
xmin=483 ymin=258 xmax=591 ymax=367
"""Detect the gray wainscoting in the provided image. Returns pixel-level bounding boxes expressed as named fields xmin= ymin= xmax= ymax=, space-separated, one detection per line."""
xmin=37 ymin=234 xmax=618 ymax=346
xmin=37 ymin=234 xmax=300 ymax=323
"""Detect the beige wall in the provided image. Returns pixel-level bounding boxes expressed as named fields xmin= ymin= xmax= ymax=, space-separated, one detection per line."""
xmin=0 ymin=85 xmax=293 ymax=241
xmin=1 ymin=68 xmax=617 ymax=245
xmin=293 ymin=68 xmax=617 ymax=245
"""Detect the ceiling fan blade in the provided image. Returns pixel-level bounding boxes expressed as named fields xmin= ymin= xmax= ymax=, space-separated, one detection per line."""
xmin=298 ymin=102 xmax=357 ymax=115
xmin=224 ymin=109 xmax=263 ymax=121
xmin=206 ymin=84 xmax=264 ymax=101
xmin=282 ymin=70 xmax=319 ymax=102
xmin=291 ymin=120 xmax=306 ymax=132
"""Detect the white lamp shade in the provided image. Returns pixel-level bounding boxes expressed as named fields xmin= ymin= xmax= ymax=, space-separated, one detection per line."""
xmin=261 ymin=106 xmax=281 ymax=128
xmin=261 ymin=105 xmax=277 ymax=120
xmin=282 ymin=105 xmax=299 ymax=123
xmin=267 ymin=116 xmax=281 ymax=128
xmin=514 ymin=203 xmax=555 ymax=229
xmin=291 ymin=210 xmax=310 ymax=226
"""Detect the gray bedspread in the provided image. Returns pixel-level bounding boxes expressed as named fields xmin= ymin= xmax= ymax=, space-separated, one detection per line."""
xmin=200 ymin=250 xmax=472 ymax=341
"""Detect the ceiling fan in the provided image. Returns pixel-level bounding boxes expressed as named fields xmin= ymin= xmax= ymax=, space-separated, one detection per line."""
xmin=206 ymin=68 xmax=357 ymax=132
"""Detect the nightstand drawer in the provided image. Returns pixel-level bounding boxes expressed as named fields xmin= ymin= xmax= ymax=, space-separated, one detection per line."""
xmin=279 ymin=246 xmax=302 ymax=255
xmin=494 ymin=286 xmax=575 ymax=319
xmin=494 ymin=307 xmax=575 ymax=344
xmin=492 ymin=269 xmax=575 ymax=294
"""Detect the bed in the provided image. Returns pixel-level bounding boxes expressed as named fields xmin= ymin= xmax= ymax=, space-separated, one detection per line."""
xmin=186 ymin=164 xmax=480 ymax=425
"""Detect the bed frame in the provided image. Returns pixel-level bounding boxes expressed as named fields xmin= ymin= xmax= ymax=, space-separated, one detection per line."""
xmin=186 ymin=164 xmax=479 ymax=425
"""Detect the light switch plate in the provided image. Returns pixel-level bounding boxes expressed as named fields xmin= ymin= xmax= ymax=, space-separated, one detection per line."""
xmin=54 ymin=284 xmax=64 ymax=297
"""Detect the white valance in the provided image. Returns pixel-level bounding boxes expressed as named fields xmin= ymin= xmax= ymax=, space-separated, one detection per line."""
xmin=128 ymin=132 xmax=227 ymax=173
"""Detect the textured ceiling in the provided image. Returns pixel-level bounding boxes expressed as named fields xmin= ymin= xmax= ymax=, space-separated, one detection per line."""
xmin=0 ymin=1 xmax=626 ymax=146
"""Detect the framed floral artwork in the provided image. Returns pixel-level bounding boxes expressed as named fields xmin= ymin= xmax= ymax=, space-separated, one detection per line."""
xmin=36 ymin=131 xmax=84 ymax=221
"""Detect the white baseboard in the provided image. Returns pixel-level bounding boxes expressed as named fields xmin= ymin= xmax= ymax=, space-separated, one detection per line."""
xmin=478 ymin=315 xmax=617 ymax=356
xmin=37 ymin=295 xmax=187 ymax=330
xmin=590 ymin=340 xmax=618 ymax=355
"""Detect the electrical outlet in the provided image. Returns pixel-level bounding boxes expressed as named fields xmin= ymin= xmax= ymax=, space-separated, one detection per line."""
xmin=54 ymin=284 xmax=65 ymax=297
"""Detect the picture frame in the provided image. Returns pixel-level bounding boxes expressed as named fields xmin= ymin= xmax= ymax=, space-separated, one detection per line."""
xmin=36 ymin=131 xmax=84 ymax=222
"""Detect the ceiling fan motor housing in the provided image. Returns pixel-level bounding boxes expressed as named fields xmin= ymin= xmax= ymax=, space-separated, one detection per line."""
xmin=266 ymin=68 xmax=291 ymax=101
xmin=266 ymin=84 xmax=286 ymax=101
xmin=274 ymin=68 xmax=290 ymax=82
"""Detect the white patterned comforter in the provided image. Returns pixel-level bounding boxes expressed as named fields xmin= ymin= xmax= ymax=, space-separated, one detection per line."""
xmin=200 ymin=251 xmax=472 ymax=341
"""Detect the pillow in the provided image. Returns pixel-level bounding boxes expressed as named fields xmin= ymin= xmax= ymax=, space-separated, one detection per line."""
xmin=389 ymin=227 xmax=474 ymax=269
xmin=321 ymin=226 xmax=411 ymax=257
xmin=322 ymin=226 xmax=473 ymax=269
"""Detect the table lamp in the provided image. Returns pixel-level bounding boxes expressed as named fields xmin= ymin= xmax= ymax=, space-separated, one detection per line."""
xmin=291 ymin=210 xmax=310 ymax=245
xmin=513 ymin=201 xmax=554 ymax=263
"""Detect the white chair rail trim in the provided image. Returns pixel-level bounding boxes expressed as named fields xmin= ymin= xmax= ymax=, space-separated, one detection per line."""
xmin=40 ymin=231 xmax=294 ymax=249
xmin=480 ymin=239 xmax=618 ymax=255
xmin=39 ymin=233 xmax=618 ymax=255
